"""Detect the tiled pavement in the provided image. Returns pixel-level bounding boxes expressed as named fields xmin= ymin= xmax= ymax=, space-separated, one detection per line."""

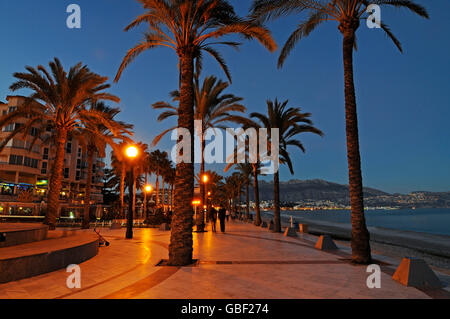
xmin=0 ymin=220 xmax=447 ymax=299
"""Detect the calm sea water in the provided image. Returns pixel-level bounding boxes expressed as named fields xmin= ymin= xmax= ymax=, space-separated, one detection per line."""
xmin=273 ymin=208 xmax=450 ymax=236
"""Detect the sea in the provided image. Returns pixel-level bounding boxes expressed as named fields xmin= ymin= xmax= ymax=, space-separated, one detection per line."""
xmin=268 ymin=208 xmax=450 ymax=236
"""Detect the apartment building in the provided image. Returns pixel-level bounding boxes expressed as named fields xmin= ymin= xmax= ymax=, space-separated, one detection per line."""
xmin=0 ymin=96 xmax=105 ymax=217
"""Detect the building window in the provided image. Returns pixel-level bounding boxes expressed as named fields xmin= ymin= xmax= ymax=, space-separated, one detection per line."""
xmin=30 ymin=127 xmax=38 ymax=137
xmin=92 ymin=164 xmax=96 ymax=173
xmin=9 ymin=155 xmax=23 ymax=165
xmin=23 ymin=157 xmax=38 ymax=169
xmin=41 ymin=162 xmax=47 ymax=175
xmin=77 ymin=148 xmax=82 ymax=157
xmin=66 ymin=143 xmax=72 ymax=154
xmin=76 ymin=170 xmax=81 ymax=181
xmin=3 ymin=123 xmax=14 ymax=132
xmin=64 ymin=168 xmax=69 ymax=179
xmin=8 ymin=106 xmax=16 ymax=113
xmin=76 ymin=159 xmax=81 ymax=169
xmin=43 ymin=148 xmax=49 ymax=160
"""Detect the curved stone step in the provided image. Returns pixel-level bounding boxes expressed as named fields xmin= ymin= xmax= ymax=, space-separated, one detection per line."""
xmin=0 ymin=233 xmax=99 ymax=283
xmin=0 ymin=223 xmax=48 ymax=248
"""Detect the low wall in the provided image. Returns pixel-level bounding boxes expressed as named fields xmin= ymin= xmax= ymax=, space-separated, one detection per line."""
xmin=0 ymin=235 xmax=99 ymax=284
xmin=0 ymin=223 xmax=48 ymax=248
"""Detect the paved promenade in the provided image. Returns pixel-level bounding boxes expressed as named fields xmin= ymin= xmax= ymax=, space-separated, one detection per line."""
xmin=1 ymin=220 xmax=449 ymax=299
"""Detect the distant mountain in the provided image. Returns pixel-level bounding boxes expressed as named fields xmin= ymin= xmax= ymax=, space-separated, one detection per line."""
xmin=250 ymin=179 xmax=388 ymax=202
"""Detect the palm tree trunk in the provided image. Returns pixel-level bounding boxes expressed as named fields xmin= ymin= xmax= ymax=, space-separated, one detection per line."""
xmin=198 ymin=137 xmax=206 ymax=231
xmin=273 ymin=171 xmax=281 ymax=232
xmin=342 ymin=29 xmax=371 ymax=264
xmin=156 ymin=169 xmax=160 ymax=206
xmin=46 ymin=129 xmax=67 ymax=230
xmin=82 ymin=148 xmax=94 ymax=229
xmin=144 ymin=173 xmax=148 ymax=219
xmin=253 ymin=166 xmax=261 ymax=225
xmin=170 ymin=183 xmax=174 ymax=210
xmin=120 ymin=164 xmax=125 ymax=218
xmin=169 ymin=50 xmax=195 ymax=266
xmin=237 ymin=184 xmax=242 ymax=218
xmin=132 ymin=168 xmax=136 ymax=218
xmin=246 ymin=181 xmax=250 ymax=219
xmin=162 ymin=175 xmax=165 ymax=211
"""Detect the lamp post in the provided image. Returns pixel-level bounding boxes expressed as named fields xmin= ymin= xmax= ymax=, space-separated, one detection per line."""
xmin=200 ymin=174 xmax=208 ymax=231
xmin=144 ymin=185 xmax=153 ymax=220
xmin=125 ymin=145 xmax=139 ymax=239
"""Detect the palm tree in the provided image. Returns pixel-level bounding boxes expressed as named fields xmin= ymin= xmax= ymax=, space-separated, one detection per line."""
xmin=152 ymin=74 xmax=248 ymax=230
xmin=251 ymin=99 xmax=323 ymax=233
xmin=0 ymin=58 xmax=120 ymax=229
xmin=142 ymin=151 xmax=155 ymax=218
xmin=235 ymin=164 xmax=253 ymax=219
xmin=115 ymin=0 xmax=276 ymax=266
xmin=77 ymin=102 xmax=133 ymax=229
xmin=224 ymin=133 xmax=265 ymax=225
xmin=150 ymin=150 xmax=169 ymax=207
xmin=111 ymin=142 xmax=128 ymax=217
xmin=251 ymin=0 xmax=428 ymax=263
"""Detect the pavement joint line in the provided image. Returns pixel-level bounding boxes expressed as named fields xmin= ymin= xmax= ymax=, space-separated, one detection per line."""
xmin=199 ymin=260 xmax=347 ymax=265
xmin=100 ymin=266 xmax=181 ymax=299
xmin=54 ymin=239 xmax=168 ymax=299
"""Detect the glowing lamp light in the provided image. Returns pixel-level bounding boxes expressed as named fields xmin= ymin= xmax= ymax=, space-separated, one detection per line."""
xmin=126 ymin=146 xmax=138 ymax=158
xmin=145 ymin=185 xmax=153 ymax=193
xmin=202 ymin=175 xmax=208 ymax=183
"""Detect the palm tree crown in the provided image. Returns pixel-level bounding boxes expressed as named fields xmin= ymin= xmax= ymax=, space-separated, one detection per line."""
xmin=115 ymin=0 xmax=277 ymax=83
xmin=251 ymin=0 xmax=429 ymax=67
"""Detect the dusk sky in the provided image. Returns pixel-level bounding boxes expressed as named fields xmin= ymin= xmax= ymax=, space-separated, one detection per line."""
xmin=1 ymin=0 xmax=448 ymax=194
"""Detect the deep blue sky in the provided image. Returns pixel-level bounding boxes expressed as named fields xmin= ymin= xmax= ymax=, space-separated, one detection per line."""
xmin=1 ymin=1 xmax=448 ymax=194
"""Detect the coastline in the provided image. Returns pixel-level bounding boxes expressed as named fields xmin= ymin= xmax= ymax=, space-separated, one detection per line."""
xmin=255 ymin=211 xmax=450 ymax=272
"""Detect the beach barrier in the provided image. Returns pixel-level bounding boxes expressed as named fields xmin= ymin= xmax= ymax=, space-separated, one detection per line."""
xmin=392 ymin=257 xmax=442 ymax=288
xmin=315 ymin=235 xmax=338 ymax=250
xmin=299 ymin=224 xmax=309 ymax=234
xmin=284 ymin=227 xmax=298 ymax=237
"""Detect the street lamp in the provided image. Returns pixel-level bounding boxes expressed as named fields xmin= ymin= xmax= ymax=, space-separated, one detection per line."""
xmin=144 ymin=185 xmax=153 ymax=220
xmin=200 ymin=174 xmax=209 ymax=232
xmin=192 ymin=199 xmax=201 ymax=226
xmin=125 ymin=145 xmax=139 ymax=239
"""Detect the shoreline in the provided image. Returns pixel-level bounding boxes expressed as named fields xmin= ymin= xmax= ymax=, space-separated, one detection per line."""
xmin=254 ymin=211 xmax=450 ymax=271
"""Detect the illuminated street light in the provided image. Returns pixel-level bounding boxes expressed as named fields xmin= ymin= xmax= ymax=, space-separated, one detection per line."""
xmin=126 ymin=145 xmax=138 ymax=158
xmin=145 ymin=185 xmax=153 ymax=193
xmin=125 ymin=144 xmax=140 ymax=239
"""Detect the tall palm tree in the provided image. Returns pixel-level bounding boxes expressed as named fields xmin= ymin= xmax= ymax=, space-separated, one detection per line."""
xmin=150 ymin=150 xmax=169 ymax=207
xmin=251 ymin=99 xmax=323 ymax=233
xmin=235 ymin=164 xmax=253 ymax=219
xmin=142 ymin=151 xmax=155 ymax=217
xmin=115 ymin=0 xmax=276 ymax=266
xmin=0 ymin=58 xmax=120 ymax=229
xmin=251 ymin=0 xmax=428 ymax=263
xmin=152 ymin=74 xmax=248 ymax=230
xmin=111 ymin=142 xmax=128 ymax=217
xmin=77 ymin=102 xmax=133 ymax=229
xmin=224 ymin=132 xmax=265 ymax=225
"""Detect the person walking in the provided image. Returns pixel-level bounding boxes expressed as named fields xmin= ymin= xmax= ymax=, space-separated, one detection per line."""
xmin=218 ymin=207 xmax=226 ymax=233
xmin=209 ymin=207 xmax=217 ymax=232
xmin=225 ymin=209 xmax=230 ymax=222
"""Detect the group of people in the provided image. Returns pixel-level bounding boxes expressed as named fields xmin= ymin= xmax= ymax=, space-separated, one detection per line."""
xmin=207 ymin=206 xmax=230 ymax=233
